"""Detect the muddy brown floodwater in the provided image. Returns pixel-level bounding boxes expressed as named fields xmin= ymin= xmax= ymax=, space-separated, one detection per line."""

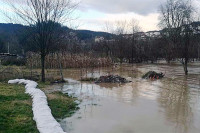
xmin=53 ymin=62 xmax=200 ymax=133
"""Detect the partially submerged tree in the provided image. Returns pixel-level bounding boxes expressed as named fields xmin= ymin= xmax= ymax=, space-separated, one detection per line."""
xmin=159 ymin=0 xmax=194 ymax=75
xmin=4 ymin=0 xmax=77 ymax=82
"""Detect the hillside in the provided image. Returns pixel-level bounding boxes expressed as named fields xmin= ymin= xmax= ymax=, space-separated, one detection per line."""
xmin=0 ymin=23 xmax=112 ymax=54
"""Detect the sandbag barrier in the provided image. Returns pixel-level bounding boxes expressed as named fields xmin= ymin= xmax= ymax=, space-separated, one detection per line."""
xmin=8 ymin=79 xmax=66 ymax=133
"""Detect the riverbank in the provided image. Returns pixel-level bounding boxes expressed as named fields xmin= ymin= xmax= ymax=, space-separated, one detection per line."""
xmin=0 ymin=81 xmax=78 ymax=133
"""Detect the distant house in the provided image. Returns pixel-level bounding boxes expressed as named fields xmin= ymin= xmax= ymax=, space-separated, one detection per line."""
xmin=134 ymin=32 xmax=147 ymax=41
xmin=121 ymin=31 xmax=162 ymax=41
xmin=95 ymin=36 xmax=104 ymax=43
xmin=145 ymin=31 xmax=161 ymax=38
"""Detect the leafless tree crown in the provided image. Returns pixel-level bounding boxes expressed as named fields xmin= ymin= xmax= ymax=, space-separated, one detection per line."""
xmin=3 ymin=0 xmax=78 ymax=25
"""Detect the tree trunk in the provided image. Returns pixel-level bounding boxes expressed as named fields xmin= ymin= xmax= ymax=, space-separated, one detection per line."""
xmin=166 ymin=58 xmax=171 ymax=64
xmin=41 ymin=54 xmax=46 ymax=82
xmin=184 ymin=62 xmax=188 ymax=75
xmin=120 ymin=58 xmax=123 ymax=64
xmin=183 ymin=29 xmax=189 ymax=76
xmin=57 ymin=53 xmax=64 ymax=81
xmin=131 ymin=36 xmax=135 ymax=64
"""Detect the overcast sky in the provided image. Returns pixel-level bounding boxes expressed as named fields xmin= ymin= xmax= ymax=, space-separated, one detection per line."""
xmin=75 ymin=0 xmax=166 ymax=32
xmin=1 ymin=0 xmax=200 ymax=32
xmin=76 ymin=0 xmax=200 ymax=32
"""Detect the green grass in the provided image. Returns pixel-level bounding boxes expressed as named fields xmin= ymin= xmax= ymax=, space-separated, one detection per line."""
xmin=0 ymin=82 xmax=79 ymax=133
xmin=47 ymin=92 xmax=79 ymax=119
xmin=38 ymin=81 xmax=51 ymax=88
xmin=0 ymin=82 xmax=39 ymax=133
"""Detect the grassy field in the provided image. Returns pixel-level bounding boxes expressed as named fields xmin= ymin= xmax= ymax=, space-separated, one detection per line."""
xmin=0 ymin=82 xmax=79 ymax=133
xmin=0 ymin=82 xmax=39 ymax=133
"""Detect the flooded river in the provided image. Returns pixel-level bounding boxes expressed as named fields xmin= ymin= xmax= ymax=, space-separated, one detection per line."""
xmin=53 ymin=63 xmax=200 ymax=133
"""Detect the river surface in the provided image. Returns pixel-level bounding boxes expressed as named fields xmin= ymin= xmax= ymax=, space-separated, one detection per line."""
xmin=53 ymin=63 xmax=200 ymax=133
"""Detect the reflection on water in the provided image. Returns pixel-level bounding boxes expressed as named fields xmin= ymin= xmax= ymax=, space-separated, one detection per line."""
xmin=56 ymin=63 xmax=200 ymax=133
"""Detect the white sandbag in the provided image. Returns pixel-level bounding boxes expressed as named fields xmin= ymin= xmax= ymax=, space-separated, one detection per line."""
xmin=8 ymin=79 xmax=66 ymax=133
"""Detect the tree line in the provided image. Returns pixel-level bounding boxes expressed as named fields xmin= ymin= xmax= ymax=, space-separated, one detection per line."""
xmin=1 ymin=0 xmax=200 ymax=82
xmin=92 ymin=0 xmax=200 ymax=75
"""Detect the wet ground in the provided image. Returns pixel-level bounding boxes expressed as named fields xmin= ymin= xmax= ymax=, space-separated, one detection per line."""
xmin=52 ymin=62 xmax=200 ymax=133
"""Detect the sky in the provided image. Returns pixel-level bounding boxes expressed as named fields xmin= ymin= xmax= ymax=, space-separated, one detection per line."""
xmin=76 ymin=0 xmax=165 ymax=32
xmin=0 ymin=0 xmax=200 ymax=32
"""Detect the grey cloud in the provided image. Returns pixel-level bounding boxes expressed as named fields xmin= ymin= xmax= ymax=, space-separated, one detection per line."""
xmin=79 ymin=0 xmax=166 ymax=15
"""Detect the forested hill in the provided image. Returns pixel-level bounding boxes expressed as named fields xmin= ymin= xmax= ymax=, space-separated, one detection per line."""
xmin=0 ymin=23 xmax=112 ymax=54
xmin=0 ymin=23 xmax=28 ymax=54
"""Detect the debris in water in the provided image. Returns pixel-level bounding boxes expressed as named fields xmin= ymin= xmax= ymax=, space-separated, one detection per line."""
xmin=142 ymin=71 xmax=164 ymax=80
xmin=95 ymin=75 xmax=131 ymax=83
xmin=80 ymin=77 xmax=98 ymax=82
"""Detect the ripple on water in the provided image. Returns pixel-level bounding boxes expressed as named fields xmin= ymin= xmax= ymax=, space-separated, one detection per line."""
xmin=58 ymin=63 xmax=200 ymax=133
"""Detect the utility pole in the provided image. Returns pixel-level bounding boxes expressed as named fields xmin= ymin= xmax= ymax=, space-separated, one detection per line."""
xmin=8 ymin=43 xmax=10 ymax=54
xmin=198 ymin=46 xmax=200 ymax=60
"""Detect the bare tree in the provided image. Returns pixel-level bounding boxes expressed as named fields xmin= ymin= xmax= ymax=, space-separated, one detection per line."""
xmin=159 ymin=0 xmax=194 ymax=75
xmin=110 ymin=20 xmax=128 ymax=63
xmin=102 ymin=19 xmax=141 ymax=63
xmin=4 ymin=0 xmax=77 ymax=82
xmin=128 ymin=19 xmax=141 ymax=63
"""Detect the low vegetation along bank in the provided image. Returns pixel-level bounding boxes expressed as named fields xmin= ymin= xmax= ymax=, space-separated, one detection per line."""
xmin=0 ymin=82 xmax=79 ymax=133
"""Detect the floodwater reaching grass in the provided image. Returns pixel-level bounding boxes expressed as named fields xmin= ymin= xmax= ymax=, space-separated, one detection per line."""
xmin=1 ymin=62 xmax=199 ymax=133
xmin=47 ymin=92 xmax=79 ymax=119
xmin=56 ymin=62 xmax=200 ymax=133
